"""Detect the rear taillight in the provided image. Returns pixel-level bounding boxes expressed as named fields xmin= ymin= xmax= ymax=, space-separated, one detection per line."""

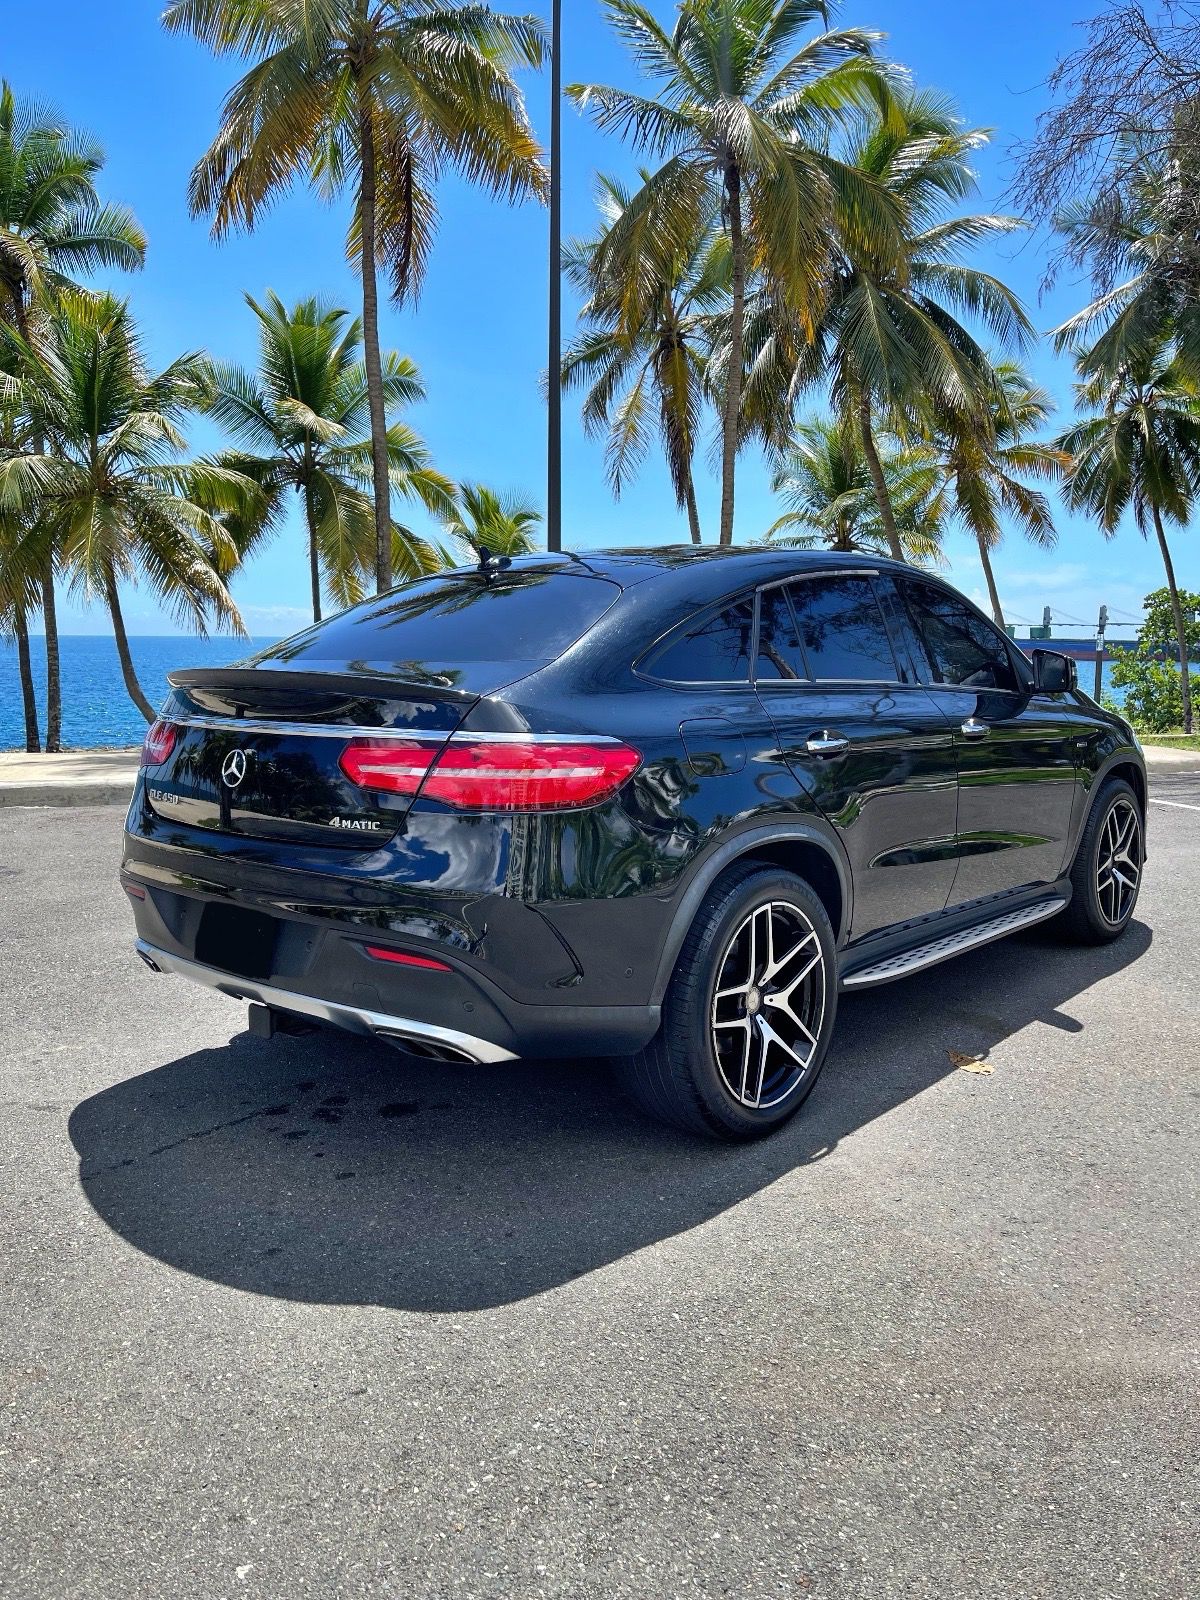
xmin=140 ymin=719 xmax=177 ymax=766
xmin=339 ymin=735 xmax=641 ymax=811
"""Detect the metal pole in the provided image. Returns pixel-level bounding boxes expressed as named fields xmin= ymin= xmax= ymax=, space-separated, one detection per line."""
xmin=546 ymin=0 xmax=563 ymax=552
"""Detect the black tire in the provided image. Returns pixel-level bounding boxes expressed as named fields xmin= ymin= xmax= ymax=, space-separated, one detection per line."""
xmin=1058 ymin=777 xmax=1145 ymax=945
xmin=618 ymin=864 xmax=838 ymax=1140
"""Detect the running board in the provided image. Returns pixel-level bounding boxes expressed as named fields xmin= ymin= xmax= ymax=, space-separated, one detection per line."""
xmin=840 ymin=897 xmax=1069 ymax=990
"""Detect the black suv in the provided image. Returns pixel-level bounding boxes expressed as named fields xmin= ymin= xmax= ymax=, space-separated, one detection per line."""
xmin=122 ymin=548 xmax=1146 ymax=1139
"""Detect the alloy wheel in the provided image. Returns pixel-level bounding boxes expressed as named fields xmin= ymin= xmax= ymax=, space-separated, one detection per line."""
xmin=1096 ymin=796 xmax=1142 ymax=926
xmin=710 ymin=900 xmax=826 ymax=1110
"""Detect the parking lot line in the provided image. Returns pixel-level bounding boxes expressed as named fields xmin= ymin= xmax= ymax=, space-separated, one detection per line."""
xmin=1149 ymin=797 xmax=1200 ymax=811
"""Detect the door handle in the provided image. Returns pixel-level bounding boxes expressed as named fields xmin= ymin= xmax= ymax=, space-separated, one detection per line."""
xmin=805 ymin=732 xmax=850 ymax=757
xmin=960 ymin=717 xmax=990 ymax=740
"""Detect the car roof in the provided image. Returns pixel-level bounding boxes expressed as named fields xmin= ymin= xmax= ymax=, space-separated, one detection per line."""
xmin=442 ymin=545 xmax=904 ymax=597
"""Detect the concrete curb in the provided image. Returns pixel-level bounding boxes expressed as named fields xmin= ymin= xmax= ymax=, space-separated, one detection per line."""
xmin=0 ymin=750 xmax=139 ymax=808
xmin=0 ymin=780 xmax=136 ymax=808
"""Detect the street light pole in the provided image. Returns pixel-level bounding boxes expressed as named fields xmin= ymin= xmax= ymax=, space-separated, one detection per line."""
xmin=546 ymin=0 xmax=562 ymax=552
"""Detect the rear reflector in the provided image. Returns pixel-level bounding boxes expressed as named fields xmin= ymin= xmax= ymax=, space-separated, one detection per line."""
xmin=339 ymin=735 xmax=641 ymax=811
xmin=140 ymin=719 xmax=177 ymax=766
xmin=365 ymin=945 xmax=453 ymax=972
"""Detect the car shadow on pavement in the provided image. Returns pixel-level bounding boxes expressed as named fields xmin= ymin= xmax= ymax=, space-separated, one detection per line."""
xmin=69 ymin=920 xmax=1151 ymax=1313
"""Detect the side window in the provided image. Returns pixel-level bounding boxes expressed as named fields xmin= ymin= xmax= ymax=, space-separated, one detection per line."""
xmin=787 ymin=575 xmax=900 ymax=682
xmin=644 ymin=595 xmax=756 ymax=682
xmin=900 ymin=579 xmax=1019 ymax=692
xmin=755 ymin=587 xmax=807 ymax=680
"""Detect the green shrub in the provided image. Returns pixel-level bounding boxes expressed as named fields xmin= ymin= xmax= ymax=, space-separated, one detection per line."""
xmin=1106 ymin=587 xmax=1200 ymax=732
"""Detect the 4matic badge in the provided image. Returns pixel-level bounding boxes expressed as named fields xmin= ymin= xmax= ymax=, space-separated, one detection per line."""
xmin=329 ymin=816 xmax=383 ymax=832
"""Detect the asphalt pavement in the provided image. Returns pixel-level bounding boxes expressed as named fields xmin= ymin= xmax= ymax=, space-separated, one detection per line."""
xmin=1 ymin=780 xmax=1197 ymax=1599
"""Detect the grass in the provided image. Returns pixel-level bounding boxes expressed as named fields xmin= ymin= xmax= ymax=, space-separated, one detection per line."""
xmin=1139 ymin=732 xmax=1200 ymax=751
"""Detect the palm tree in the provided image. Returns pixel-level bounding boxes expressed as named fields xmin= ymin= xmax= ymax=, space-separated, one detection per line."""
xmin=1059 ymin=344 xmax=1200 ymax=733
xmin=738 ymin=90 xmax=1035 ymax=561
xmin=0 ymin=406 xmax=42 ymax=748
xmin=818 ymin=93 xmax=1036 ymax=561
xmin=562 ymin=172 xmax=725 ymax=544
xmin=0 ymin=292 xmax=254 ymax=722
xmin=766 ymin=414 xmax=942 ymax=560
xmin=0 ymin=79 xmax=146 ymax=749
xmin=204 ymin=291 xmax=455 ymax=623
xmin=1051 ymin=134 xmax=1200 ymax=385
xmin=569 ymin=0 xmax=895 ymax=546
xmin=441 ymin=481 xmax=541 ymax=558
xmin=166 ymin=0 xmax=548 ymax=594
xmin=929 ymin=363 xmax=1068 ymax=629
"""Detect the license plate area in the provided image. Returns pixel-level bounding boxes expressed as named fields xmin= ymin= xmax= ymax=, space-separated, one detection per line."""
xmin=195 ymin=902 xmax=278 ymax=981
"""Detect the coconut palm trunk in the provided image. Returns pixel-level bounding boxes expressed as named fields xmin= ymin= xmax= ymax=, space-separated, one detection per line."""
xmin=718 ymin=163 xmax=746 ymax=547
xmin=684 ymin=473 xmax=702 ymax=545
xmin=14 ymin=604 xmax=40 ymax=750
xmin=976 ymin=536 xmax=1005 ymax=628
xmin=11 ymin=296 xmax=65 ymax=750
xmin=303 ymin=450 xmax=322 ymax=625
xmin=41 ymin=553 xmax=62 ymax=750
xmin=103 ymin=567 xmax=155 ymax=723
xmin=856 ymin=391 xmax=904 ymax=562
xmin=357 ymin=101 xmax=393 ymax=596
xmin=1150 ymin=505 xmax=1194 ymax=734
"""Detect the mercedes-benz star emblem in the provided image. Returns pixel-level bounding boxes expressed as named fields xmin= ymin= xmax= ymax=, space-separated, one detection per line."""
xmin=221 ymin=749 xmax=250 ymax=790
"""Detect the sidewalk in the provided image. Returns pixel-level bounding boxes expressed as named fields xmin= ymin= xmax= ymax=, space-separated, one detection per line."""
xmin=0 ymin=748 xmax=140 ymax=807
xmin=1 ymin=738 xmax=1195 ymax=807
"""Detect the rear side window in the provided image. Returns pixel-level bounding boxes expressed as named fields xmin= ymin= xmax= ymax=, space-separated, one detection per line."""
xmin=645 ymin=596 xmax=756 ymax=682
xmin=788 ymin=576 xmax=900 ymax=681
xmin=259 ymin=571 xmax=620 ymax=666
xmin=900 ymin=579 xmax=1019 ymax=692
xmin=755 ymin=587 xmax=806 ymax=680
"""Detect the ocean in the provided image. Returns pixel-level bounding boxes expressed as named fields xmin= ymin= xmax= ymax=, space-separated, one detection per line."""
xmin=1 ymin=635 xmax=279 ymax=750
xmin=1 ymin=633 xmax=1128 ymax=751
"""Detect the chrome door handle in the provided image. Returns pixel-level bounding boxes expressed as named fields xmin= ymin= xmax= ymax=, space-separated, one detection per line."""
xmin=805 ymin=732 xmax=850 ymax=757
xmin=960 ymin=717 xmax=990 ymax=740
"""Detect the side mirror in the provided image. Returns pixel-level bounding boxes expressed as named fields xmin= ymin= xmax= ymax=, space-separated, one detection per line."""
xmin=1032 ymin=648 xmax=1077 ymax=694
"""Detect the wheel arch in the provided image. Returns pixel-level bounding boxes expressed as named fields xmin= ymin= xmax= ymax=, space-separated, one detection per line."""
xmin=1076 ymin=747 xmax=1147 ymax=841
xmin=649 ymin=822 xmax=851 ymax=1006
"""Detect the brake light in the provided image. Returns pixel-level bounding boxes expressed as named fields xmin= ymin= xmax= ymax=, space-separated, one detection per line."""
xmin=339 ymin=735 xmax=640 ymax=811
xmin=141 ymin=719 xmax=177 ymax=766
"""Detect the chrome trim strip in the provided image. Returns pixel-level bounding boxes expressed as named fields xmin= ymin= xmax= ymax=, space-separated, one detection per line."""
xmin=134 ymin=939 xmax=517 ymax=1063
xmin=840 ymin=897 xmax=1068 ymax=990
xmin=170 ymin=716 xmax=624 ymax=745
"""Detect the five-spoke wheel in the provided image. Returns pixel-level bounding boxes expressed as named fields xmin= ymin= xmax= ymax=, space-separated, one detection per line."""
xmin=619 ymin=865 xmax=837 ymax=1140
xmin=1095 ymin=794 xmax=1142 ymax=927
xmin=710 ymin=900 xmax=826 ymax=1110
xmin=1061 ymin=776 xmax=1145 ymax=945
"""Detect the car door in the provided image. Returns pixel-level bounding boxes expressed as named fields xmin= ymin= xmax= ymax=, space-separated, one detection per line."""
xmin=893 ymin=574 xmax=1083 ymax=906
xmin=754 ymin=572 xmax=960 ymax=940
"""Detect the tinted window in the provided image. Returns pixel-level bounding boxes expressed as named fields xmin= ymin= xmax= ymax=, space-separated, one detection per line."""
xmin=646 ymin=596 xmax=756 ymax=681
xmin=258 ymin=571 xmax=620 ymax=666
xmin=755 ymin=587 xmax=806 ymax=680
xmin=900 ymin=579 xmax=1019 ymax=692
xmin=789 ymin=576 xmax=899 ymax=681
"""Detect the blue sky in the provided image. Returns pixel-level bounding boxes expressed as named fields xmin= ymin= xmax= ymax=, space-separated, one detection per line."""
xmin=5 ymin=0 xmax=1190 ymax=641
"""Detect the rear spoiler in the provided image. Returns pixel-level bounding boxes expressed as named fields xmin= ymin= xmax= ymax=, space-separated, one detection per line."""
xmin=167 ymin=665 xmax=477 ymax=706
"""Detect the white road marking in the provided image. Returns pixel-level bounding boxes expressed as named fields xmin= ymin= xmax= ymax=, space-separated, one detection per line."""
xmin=1149 ymin=797 xmax=1200 ymax=812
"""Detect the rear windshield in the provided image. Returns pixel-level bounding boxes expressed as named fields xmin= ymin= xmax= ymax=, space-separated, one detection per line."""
xmin=257 ymin=571 xmax=621 ymax=667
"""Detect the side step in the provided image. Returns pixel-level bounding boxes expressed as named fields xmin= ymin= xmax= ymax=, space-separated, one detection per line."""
xmin=840 ymin=896 xmax=1069 ymax=990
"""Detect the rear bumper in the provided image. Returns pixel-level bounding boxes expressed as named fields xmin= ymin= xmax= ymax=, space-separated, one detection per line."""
xmin=135 ymin=939 xmax=516 ymax=1063
xmin=121 ymin=863 xmax=663 ymax=1061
